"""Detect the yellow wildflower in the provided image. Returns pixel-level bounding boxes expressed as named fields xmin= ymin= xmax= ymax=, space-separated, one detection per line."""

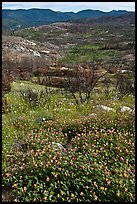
xmin=100 ymin=186 xmax=107 ymax=191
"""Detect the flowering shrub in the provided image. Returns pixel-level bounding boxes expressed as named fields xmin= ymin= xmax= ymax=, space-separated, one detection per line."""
xmin=2 ymin=81 xmax=135 ymax=202
xmin=2 ymin=117 xmax=135 ymax=202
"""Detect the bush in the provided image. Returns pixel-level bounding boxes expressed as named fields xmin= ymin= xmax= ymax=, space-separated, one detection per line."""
xmin=115 ymin=73 xmax=135 ymax=98
xmin=2 ymin=116 xmax=135 ymax=202
xmin=2 ymin=69 xmax=12 ymax=97
xmin=2 ymin=97 xmax=11 ymax=114
xmin=2 ymin=69 xmax=13 ymax=113
xmin=19 ymin=88 xmax=48 ymax=108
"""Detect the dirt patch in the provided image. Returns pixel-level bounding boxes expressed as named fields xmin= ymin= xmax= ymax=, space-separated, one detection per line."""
xmin=2 ymin=186 xmax=13 ymax=202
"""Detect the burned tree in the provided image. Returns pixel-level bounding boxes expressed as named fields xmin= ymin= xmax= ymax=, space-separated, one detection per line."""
xmin=64 ymin=60 xmax=109 ymax=104
xmin=2 ymin=65 xmax=13 ymax=113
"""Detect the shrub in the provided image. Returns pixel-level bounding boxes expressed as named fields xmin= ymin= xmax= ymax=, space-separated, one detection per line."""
xmin=2 ymin=116 xmax=135 ymax=202
xmin=19 ymin=88 xmax=48 ymax=108
xmin=2 ymin=69 xmax=13 ymax=113
xmin=115 ymin=73 xmax=135 ymax=98
xmin=2 ymin=69 xmax=12 ymax=97
xmin=2 ymin=97 xmax=11 ymax=114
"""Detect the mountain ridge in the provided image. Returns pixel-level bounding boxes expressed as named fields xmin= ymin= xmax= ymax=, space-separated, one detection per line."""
xmin=2 ymin=8 xmax=133 ymax=30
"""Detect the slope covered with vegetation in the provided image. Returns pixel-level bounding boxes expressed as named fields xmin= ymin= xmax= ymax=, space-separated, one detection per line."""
xmin=2 ymin=80 xmax=135 ymax=202
xmin=2 ymin=11 xmax=135 ymax=202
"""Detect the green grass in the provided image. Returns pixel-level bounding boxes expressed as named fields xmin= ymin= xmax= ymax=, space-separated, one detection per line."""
xmin=14 ymin=29 xmax=44 ymax=41
xmin=2 ymin=80 xmax=135 ymax=202
xmin=59 ymin=44 xmax=122 ymax=64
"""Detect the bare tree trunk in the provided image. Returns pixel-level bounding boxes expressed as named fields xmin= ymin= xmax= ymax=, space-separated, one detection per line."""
xmin=64 ymin=61 xmax=109 ymax=104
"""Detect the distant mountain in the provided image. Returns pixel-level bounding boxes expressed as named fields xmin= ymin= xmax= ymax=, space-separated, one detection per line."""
xmin=2 ymin=8 xmax=131 ymax=30
xmin=72 ymin=11 xmax=135 ymax=25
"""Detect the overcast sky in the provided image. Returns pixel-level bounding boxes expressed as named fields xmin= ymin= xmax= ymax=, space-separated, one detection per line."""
xmin=2 ymin=2 xmax=135 ymax=12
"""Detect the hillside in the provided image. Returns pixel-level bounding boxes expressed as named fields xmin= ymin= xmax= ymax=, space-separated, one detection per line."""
xmin=2 ymin=7 xmax=135 ymax=202
xmin=2 ymin=8 xmax=130 ymax=30
xmin=2 ymin=12 xmax=135 ymax=73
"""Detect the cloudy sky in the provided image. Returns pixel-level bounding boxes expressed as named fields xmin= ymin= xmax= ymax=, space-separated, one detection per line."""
xmin=2 ymin=2 xmax=135 ymax=12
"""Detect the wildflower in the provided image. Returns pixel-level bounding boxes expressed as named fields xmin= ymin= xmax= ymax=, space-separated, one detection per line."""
xmin=22 ymin=186 xmax=27 ymax=192
xmin=54 ymin=173 xmax=58 ymax=178
xmin=56 ymin=152 xmax=61 ymax=156
xmin=37 ymin=149 xmax=41 ymax=153
xmin=40 ymin=162 xmax=43 ymax=166
xmin=46 ymin=177 xmax=50 ymax=182
xmin=53 ymin=156 xmax=56 ymax=160
xmin=14 ymin=199 xmax=18 ymax=202
xmin=12 ymin=183 xmax=18 ymax=188
xmin=20 ymin=166 xmax=24 ymax=170
xmin=106 ymin=178 xmax=111 ymax=184
xmin=93 ymin=181 xmax=98 ymax=188
xmin=120 ymin=157 xmax=124 ymax=161
xmin=125 ymin=188 xmax=128 ymax=192
xmin=44 ymin=190 xmax=48 ymax=194
xmin=5 ymin=173 xmax=11 ymax=177
xmin=125 ymin=149 xmax=129 ymax=153
xmin=34 ymin=184 xmax=37 ymax=188
xmin=69 ymin=160 xmax=73 ymax=165
xmin=65 ymin=172 xmax=68 ymax=176
xmin=42 ymin=149 xmax=46 ymax=154
xmin=34 ymin=163 xmax=37 ymax=167
xmin=93 ymin=192 xmax=98 ymax=200
xmin=124 ymin=173 xmax=128 ymax=178
xmin=127 ymin=168 xmax=131 ymax=172
xmin=106 ymin=178 xmax=108 ymax=182
xmin=100 ymin=186 xmax=107 ymax=191
xmin=82 ymin=165 xmax=85 ymax=169
xmin=116 ymin=190 xmax=120 ymax=197
xmin=43 ymin=196 xmax=47 ymax=201
xmin=80 ymin=192 xmax=84 ymax=196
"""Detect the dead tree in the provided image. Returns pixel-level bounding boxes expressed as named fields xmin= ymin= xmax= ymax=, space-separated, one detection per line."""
xmin=64 ymin=60 xmax=109 ymax=104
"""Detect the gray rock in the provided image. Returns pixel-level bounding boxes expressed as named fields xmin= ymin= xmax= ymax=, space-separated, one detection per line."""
xmin=120 ymin=106 xmax=133 ymax=113
xmin=86 ymin=113 xmax=97 ymax=118
xmin=93 ymin=105 xmax=116 ymax=112
xmin=51 ymin=142 xmax=67 ymax=153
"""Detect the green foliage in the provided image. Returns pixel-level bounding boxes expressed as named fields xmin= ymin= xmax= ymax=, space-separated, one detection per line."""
xmin=2 ymin=123 xmax=135 ymax=202
xmin=3 ymin=9 xmax=134 ymax=32
xmin=2 ymin=80 xmax=135 ymax=202
xmin=19 ymin=88 xmax=49 ymax=108
xmin=2 ymin=12 xmax=135 ymax=201
xmin=59 ymin=44 xmax=122 ymax=64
